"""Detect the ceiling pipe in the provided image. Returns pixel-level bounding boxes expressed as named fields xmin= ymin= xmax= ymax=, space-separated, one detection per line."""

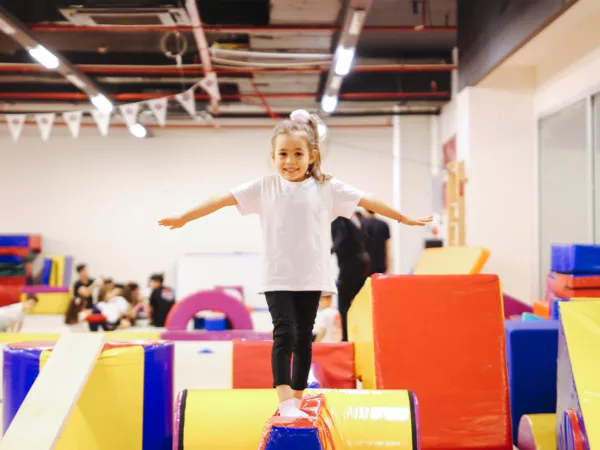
xmin=27 ymin=24 xmax=456 ymax=33
xmin=184 ymin=0 xmax=219 ymax=111
xmin=0 ymin=91 xmax=450 ymax=101
xmin=0 ymin=63 xmax=457 ymax=75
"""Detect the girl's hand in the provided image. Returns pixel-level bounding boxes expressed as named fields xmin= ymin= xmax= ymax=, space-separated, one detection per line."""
xmin=158 ymin=216 xmax=188 ymax=229
xmin=400 ymin=215 xmax=433 ymax=226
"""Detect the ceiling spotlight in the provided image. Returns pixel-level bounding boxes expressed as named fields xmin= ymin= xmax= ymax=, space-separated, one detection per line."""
xmin=28 ymin=45 xmax=59 ymax=69
xmin=334 ymin=47 xmax=355 ymax=76
xmin=129 ymin=124 xmax=147 ymax=139
xmin=90 ymin=94 xmax=114 ymax=114
xmin=321 ymin=95 xmax=338 ymax=113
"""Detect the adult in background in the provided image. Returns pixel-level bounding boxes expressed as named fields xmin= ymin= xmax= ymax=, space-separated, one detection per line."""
xmin=331 ymin=214 xmax=370 ymax=341
xmin=361 ymin=209 xmax=391 ymax=275
xmin=148 ymin=273 xmax=175 ymax=327
xmin=72 ymin=263 xmax=102 ymax=308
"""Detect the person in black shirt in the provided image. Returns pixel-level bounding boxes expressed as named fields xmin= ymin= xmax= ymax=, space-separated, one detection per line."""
xmin=361 ymin=209 xmax=391 ymax=275
xmin=331 ymin=215 xmax=370 ymax=341
xmin=72 ymin=263 xmax=101 ymax=309
xmin=148 ymin=273 xmax=175 ymax=327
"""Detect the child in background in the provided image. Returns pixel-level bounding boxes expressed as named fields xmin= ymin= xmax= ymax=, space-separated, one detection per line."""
xmin=313 ymin=295 xmax=342 ymax=342
xmin=0 ymin=294 xmax=38 ymax=332
xmin=158 ymin=109 xmax=432 ymax=417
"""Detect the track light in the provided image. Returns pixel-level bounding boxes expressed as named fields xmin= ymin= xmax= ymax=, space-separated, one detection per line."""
xmin=334 ymin=47 xmax=355 ymax=76
xmin=321 ymin=95 xmax=338 ymax=113
xmin=90 ymin=94 xmax=113 ymax=114
xmin=129 ymin=124 xmax=147 ymax=138
xmin=28 ymin=45 xmax=59 ymax=69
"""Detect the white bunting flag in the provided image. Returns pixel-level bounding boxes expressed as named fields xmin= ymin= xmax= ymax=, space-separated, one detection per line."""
xmin=35 ymin=113 xmax=55 ymax=142
xmin=148 ymin=97 xmax=168 ymax=126
xmin=63 ymin=111 xmax=83 ymax=138
xmin=118 ymin=102 xmax=140 ymax=129
xmin=91 ymin=110 xmax=111 ymax=136
xmin=6 ymin=114 xmax=26 ymax=142
xmin=176 ymin=87 xmax=196 ymax=118
xmin=199 ymin=73 xmax=221 ymax=100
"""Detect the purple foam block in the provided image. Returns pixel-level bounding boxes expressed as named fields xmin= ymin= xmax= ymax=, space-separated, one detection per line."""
xmin=503 ymin=293 xmax=532 ymax=319
xmin=161 ymin=330 xmax=272 ymax=341
xmin=21 ymin=286 xmax=69 ymax=294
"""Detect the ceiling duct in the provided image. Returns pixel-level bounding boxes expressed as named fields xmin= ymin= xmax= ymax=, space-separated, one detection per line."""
xmin=59 ymin=4 xmax=190 ymax=27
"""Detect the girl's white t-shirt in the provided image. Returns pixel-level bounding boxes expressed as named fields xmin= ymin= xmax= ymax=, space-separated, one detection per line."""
xmin=231 ymin=174 xmax=363 ymax=295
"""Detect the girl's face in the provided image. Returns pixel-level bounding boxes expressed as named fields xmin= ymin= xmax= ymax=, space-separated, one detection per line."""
xmin=272 ymin=132 xmax=316 ymax=182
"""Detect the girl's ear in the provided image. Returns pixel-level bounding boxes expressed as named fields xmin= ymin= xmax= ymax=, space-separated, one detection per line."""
xmin=309 ymin=148 xmax=318 ymax=164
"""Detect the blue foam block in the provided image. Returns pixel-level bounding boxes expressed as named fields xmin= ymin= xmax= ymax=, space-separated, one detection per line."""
xmin=204 ymin=317 xmax=226 ymax=331
xmin=504 ymin=320 xmax=559 ymax=441
xmin=551 ymin=297 xmax=568 ymax=320
xmin=0 ymin=236 xmax=29 ymax=248
xmin=263 ymin=425 xmax=321 ymax=450
xmin=0 ymin=256 xmax=23 ymax=264
xmin=551 ymin=244 xmax=600 ymax=274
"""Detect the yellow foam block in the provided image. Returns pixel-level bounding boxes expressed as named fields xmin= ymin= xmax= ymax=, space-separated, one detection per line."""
xmin=517 ymin=414 xmax=556 ymax=450
xmin=41 ymin=345 xmax=144 ymax=450
xmin=21 ymin=292 xmax=71 ymax=314
xmin=412 ymin=246 xmax=490 ymax=275
xmin=560 ymin=301 xmax=600 ymax=449
xmin=178 ymin=389 xmax=416 ymax=449
xmin=348 ymin=277 xmax=376 ymax=389
xmin=0 ymin=333 xmax=61 ymax=343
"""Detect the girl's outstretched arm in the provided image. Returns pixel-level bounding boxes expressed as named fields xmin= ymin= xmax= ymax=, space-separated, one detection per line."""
xmin=358 ymin=195 xmax=433 ymax=226
xmin=158 ymin=193 xmax=238 ymax=229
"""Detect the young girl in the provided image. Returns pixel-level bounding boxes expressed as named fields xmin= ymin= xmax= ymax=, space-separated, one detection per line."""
xmin=158 ymin=109 xmax=432 ymax=418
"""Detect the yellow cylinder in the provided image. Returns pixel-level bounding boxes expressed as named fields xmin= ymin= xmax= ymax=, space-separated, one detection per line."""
xmin=175 ymin=388 xmax=417 ymax=449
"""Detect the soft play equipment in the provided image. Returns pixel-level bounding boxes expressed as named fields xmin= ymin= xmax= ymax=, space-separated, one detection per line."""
xmin=551 ymin=244 xmax=600 ymax=274
xmin=3 ymin=340 xmax=174 ymax=449
xmin=504 ymin=320 xmax=559 ymax=440
xmin=503 ymin=293 xmax=533 ymax=318
xmin=174 ymin=389 xmax=418 ymax=450
xmin=412 ymin=246 xmax=490 ymax=275
xmin=556 ymin=300 xmax=600 ymax=449
xmin=232 ymin=340 xmax=356 ymax=389
xmin=162 ymin=289 xmax=271 ymax=341
xmin=349 ymin=274 xmax=511 ymax=450
xmin=517 ymin=414 xmax=556 ymax=450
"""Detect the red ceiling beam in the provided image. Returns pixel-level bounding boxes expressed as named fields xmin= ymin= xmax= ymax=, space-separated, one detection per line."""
xmin=0 ymin=63 xmax=456 ymax=75
xmin=0 ymin=91 xmax=449 ymax=101
xmin=28 ymin=24 xmax=456 ymax=33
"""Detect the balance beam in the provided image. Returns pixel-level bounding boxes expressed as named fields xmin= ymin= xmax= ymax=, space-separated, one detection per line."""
xmin=0 ymin=333 xmax=105 ymax=450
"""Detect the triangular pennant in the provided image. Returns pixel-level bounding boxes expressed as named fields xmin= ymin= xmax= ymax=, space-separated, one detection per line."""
xmin=6 ymin=114 xmax=26 ymax=142
xmin=118 ymin=103 xmax=140 ymax=129
xmin=91 ymin=110 xmax=111 ymax=136
xmin=63 ymin=111 xmax=83 ymax=138
xmin=199 ymin=73 xmax=221 ymax=101
xmin=148 ymin=97 xmax=168 ymax=126
xmin=175 ymin=88 xmax=196 ymax=118
xmin=35 ymin=113 xmax=55 ymax=142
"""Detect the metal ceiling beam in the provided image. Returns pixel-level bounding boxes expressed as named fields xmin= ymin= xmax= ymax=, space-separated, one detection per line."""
xmin=0 ymin=63 xmax=457 ymax=75
xmin=0 ymin=6 xmax=113 ymax=111
xmin=27 ymin=24 xmax=456 ymax=33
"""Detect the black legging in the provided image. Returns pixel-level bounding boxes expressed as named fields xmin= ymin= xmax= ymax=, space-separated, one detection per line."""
xmin=265 ymin=291 xmax=320 ymax=390
xmin=337 ymin=256 xmax=369 ymax=341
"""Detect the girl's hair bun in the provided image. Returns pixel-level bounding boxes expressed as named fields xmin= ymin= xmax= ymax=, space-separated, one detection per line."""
xmin=290 ymin=109 xmax=311 ymax=124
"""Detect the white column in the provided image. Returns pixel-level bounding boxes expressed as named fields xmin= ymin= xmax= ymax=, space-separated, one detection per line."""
xmin=392 ymin=104 xmax=402 ymax=274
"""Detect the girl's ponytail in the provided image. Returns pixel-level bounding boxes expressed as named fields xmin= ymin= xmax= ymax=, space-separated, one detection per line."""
xmin=307 ymin=113 xmax=330 ymax=184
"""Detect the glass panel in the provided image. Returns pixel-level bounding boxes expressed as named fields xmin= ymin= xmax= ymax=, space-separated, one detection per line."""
xmin=539 ymin=99 xmax=590 ymax=296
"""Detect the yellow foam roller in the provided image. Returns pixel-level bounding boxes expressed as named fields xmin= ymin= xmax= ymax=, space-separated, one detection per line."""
xmin=174 ymin=388 xmax=418 ymax=449
xmin=517 ymin=414 xmax=556 ymax=450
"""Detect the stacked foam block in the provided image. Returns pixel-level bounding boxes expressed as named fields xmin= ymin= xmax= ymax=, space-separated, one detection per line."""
xmin=544 ymin=244 xmax=600 ymax=319
xmin=0 ymin=235 xmax=41 ymax=287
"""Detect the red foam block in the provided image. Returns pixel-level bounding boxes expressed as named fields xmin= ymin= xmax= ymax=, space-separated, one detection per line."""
xmin=232 ymin=340 xmax=355 ymax=389
xmin=371 ymin=274 xmax=512 ymax=450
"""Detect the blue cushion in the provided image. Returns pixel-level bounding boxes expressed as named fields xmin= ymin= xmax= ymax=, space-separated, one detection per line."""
xmin=504 ymin=320 xmax=559 ymax=441
xmin=551 ymin=244 xmax=600 ymax=274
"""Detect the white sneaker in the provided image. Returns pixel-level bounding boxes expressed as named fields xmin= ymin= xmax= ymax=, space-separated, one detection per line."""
xmin=278 ymin=399 xmax=309 ymax=418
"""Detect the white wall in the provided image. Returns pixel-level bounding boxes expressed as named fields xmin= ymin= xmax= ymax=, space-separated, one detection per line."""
xmin=0 ymin=116 xmax=433 ymax=288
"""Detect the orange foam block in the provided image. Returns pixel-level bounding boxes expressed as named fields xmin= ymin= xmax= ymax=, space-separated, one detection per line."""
xmin=232 ymin=340 xmax=355 ymax=389
xmin=371 ymin=274 xmax=512 ymax=450
xmin=533 ymin=301 xmax=550 ymax=319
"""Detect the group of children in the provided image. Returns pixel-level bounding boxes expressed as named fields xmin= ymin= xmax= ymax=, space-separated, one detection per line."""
xmin=65 ymin=263 xmax=176 ymax=331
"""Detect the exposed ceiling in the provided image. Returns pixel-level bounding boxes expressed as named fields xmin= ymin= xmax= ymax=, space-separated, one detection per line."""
xmin=0 ymin=0 xmax=456 ymax=123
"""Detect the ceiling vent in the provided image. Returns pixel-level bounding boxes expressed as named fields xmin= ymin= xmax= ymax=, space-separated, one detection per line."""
xmin=59 ymin=6 xmax=191 ymax=27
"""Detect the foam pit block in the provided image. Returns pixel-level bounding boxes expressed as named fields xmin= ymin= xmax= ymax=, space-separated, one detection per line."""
xmin=232 ymin=340 xmax=355 ymax=389
xmin=556 ymin=301 xmax=600 ymax=449
xmin=551 ymin=244 xmax=600 ymax=274
xmin=20 ymin=292 xmax=71 ymax=314
xmin=0 ymin=236 xmax=29 ymax=248
xmin=369 ymin=274 xmax=511 ymax=450
xmin=533 ymin=301 xmax=550 ymax=319
xmin=504 ymin=320 xmax=559 ymax=441
xmin=517 ymin=414 xmax=556 ymax=450
xmin=412 ymin=246 xmax=490 ymax=275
